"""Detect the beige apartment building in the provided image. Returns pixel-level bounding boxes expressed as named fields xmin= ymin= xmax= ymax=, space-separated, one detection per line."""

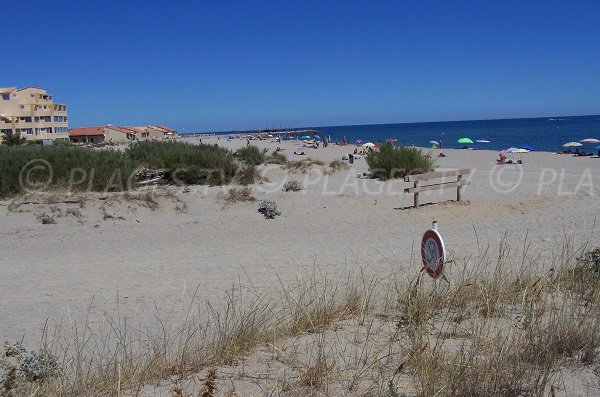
xmin=0 ymin=87 xmax=69 ymax=141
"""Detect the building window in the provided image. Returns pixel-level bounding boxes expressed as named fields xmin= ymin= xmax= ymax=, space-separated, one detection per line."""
xmin=1 ymin=129 xmax=12 ymax=134
xmin=1 ymin=94 xmax=9 ymax=100
xmin=19 ymin=117 xmax=32 ymax=123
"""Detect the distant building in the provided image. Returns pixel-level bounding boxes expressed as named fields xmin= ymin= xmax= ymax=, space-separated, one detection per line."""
xmin=0 ymin=87 xmax=69 ymax=141
xmin=69 ymin=125 xmax=176 ymax=144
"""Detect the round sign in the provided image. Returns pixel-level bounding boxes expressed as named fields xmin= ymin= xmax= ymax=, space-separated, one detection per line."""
xmin=421 ymin=228 xmax=446 ymax=278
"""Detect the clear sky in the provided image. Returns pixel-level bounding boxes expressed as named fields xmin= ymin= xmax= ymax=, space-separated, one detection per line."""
xmin=2 ymin=0 xmax=599 ymax=131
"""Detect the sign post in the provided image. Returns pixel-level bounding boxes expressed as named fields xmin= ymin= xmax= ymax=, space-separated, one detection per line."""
xmin=421 ymin=221 xmax=446 ymax=278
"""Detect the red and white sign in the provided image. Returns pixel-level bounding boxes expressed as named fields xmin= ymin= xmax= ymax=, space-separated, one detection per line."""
xmin=421 ymin=228 xmax=446 ymax=278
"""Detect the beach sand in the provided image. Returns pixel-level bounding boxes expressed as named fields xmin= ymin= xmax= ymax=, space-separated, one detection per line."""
xmin=1 ymin=137 xmax=599 ymax=343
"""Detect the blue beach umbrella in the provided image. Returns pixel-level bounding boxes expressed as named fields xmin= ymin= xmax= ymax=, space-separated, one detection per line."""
xmin=520 ymin=145 xmax=535 ymax=151
xmin=299 ymin=135 xmax=310 ymax=140
xmin=313 ymin=134 xmax=322 ymax=140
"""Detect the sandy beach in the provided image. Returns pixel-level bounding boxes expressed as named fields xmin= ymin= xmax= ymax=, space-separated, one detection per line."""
xmin=1 ymin=137 xmax=598 ymax=344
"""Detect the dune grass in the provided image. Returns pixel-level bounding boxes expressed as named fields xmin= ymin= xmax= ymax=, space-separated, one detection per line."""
xmin=0 ymin=145 xmax=139 ymax=197
xmin=366 ymin=144 xmax=435 ymax=180
xmin=1 ymin=237 xmax=598 ymax=396
xmin=0 ymin=142 xmax=240 ymax=197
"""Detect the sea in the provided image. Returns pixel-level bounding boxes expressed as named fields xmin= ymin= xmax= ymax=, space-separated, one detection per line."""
xmin=308 ymin=115 xmax=600 ymax=153
xmin=186 ymin=114 xmax=600 ymax=153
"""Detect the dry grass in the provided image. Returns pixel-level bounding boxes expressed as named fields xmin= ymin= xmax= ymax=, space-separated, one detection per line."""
xmin=282 ymin=159 xmax=325 ymax=174
xmin=324 ymin=159 xmax=350 ymax=175
xmin=221 ymin=187 xmax=256 ymax=207
xmin=1 ymin=237 xmax=598 ymax=396
xmin=36 ymin=212 xmax=56 ymax=224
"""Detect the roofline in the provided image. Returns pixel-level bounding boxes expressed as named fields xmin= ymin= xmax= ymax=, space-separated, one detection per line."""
xmin=16 ymin=86 xmax=47 ymax=92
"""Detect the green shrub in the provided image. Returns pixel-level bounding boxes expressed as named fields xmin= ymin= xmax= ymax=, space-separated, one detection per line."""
xmin=283 ymin=180 xmax=304 ymax=192
xmin=235 ymin=145 xmax=268 ymax=165
xmin=258 ymin=200 xmax=281 ymax=219
xmin=1 ymin=132 xmax=26 ymax=146
xmin=126 ymin=141 xmax=237 ymax=185
xmin=365 ymin=144 xmax=434 ymax=180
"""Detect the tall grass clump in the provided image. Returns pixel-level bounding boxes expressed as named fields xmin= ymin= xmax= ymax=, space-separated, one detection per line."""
xmin=0 ymin=145 xmax=139 ymax=197
xmin=126 ymin=141 xmax=237 ymax=185
xmin=365 ymin=144 xmax=434 ymax=180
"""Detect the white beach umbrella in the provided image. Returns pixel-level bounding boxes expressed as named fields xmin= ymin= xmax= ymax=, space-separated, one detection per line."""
xmin=362 ymin=142 xmax=376 ymax=148
xmin=429 ymin=140 xmax=440 ymax=146
xmin=580 ymin=138 xmax=600 ymax=144
xmin=476 ymin=139 xmax=490 ymax=143
xmin=513 ymin=148 xmax=530 ymax=153
xmin=563 ymin=142 xmax=583 ymax=147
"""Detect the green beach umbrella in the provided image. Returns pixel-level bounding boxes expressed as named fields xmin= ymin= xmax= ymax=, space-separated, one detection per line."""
xmin=457 ymin=138 xmax=473 ymax=144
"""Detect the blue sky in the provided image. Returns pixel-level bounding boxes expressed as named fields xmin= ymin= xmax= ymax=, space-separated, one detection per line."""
xmin=2 ymin=0 xmax=599 ymax=131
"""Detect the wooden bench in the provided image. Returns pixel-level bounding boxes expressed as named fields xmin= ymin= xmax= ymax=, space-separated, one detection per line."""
xmin=404 ymin=169 xmax=471 ymax=208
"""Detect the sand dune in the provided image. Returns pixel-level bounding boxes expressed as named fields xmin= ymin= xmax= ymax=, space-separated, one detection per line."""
xmin=0 ymin=137 xmax=598 ymax=342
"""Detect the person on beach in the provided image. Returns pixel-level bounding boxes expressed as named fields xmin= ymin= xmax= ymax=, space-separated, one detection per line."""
xmin=497 ymin=153 xmax=507 ymax=164
xmin=246 ymin=139 xmax=250 ymax=147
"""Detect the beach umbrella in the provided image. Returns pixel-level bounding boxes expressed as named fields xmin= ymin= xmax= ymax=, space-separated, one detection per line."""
xmin=519 ymin=145 xmax=535 ymax=151
xmin=386 ymin=138 xmax=398 ymax=143
xmin=505 ymin=147 xmax=519 ymax=153
xmin=313 ymin=134 xmax=322 ymax=140
xmin=457 ymin=137 xmax=473 ymax=144
xmin=355 ymin=139 xmax=363 ymax=144
xmin=429 ymin=140 xmax=440 ymax=146
xmin=362 ymin=142 xmax=376 ymax=148
xmin=476 ymin=139 xmax=490 ymax=143
xmin=563 ymin=142 xmax=582 ymax=147
xmin=580 ymin=138 xmax=600 ymax=144
xmin=513 ymin=148 xmax=530 ymax=153
xmin=299 ymin=135 xmax=310 ymax=140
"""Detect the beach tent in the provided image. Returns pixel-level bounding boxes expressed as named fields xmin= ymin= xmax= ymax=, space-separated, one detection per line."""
xmin=313 ymin=134 xmax=322 ymax=140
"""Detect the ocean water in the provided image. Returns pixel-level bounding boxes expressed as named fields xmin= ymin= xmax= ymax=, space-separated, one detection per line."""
xmin=308 ymin=115 xmax=600 ymax=153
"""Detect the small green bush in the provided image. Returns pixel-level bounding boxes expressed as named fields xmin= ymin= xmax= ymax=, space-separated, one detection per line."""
xmin=365 ymin=144 xmax=435 ymax=180
xmin=283 ymin=180 xmax=304 ymax=192
xmin=258 ymin=200 xmax=281 ymax=219
xmin=235 ymin=145 xmax=268 ymax=165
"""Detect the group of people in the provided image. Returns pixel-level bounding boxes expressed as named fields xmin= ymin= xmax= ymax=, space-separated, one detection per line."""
xmin=496 ymin=152 xmax=522 ymax=164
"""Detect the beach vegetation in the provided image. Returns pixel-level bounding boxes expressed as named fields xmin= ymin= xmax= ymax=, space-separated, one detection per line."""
xmin=365 ymin=144 xmax=434 ymax=180
xmin=282 ymin=180 xmax=304 ymax=192
xmin=1 ymin=241 xmax=598 ymax=395
xmin=235 ymin=145 xmax=268 ymax=165
xmin=265 ymin=151 xmax=287 ymax=164
xmin=282 ymin=158 xmax=325 ymax=174
xmin=1 ymin=132 xmax=26 ymax=146
xmin=126 ymin=141 xmax=237 ymax=186
xmin=221 ymin=187 xmax=256 ymax=205
xmin=0 ymin=145 xmax=139 ymax=197
xmin=258 ymin=200 xmax=281 ymax=219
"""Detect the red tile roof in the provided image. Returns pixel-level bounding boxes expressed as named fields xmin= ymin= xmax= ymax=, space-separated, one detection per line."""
xmin=69 ymin=127 xmax=105 ymax=137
